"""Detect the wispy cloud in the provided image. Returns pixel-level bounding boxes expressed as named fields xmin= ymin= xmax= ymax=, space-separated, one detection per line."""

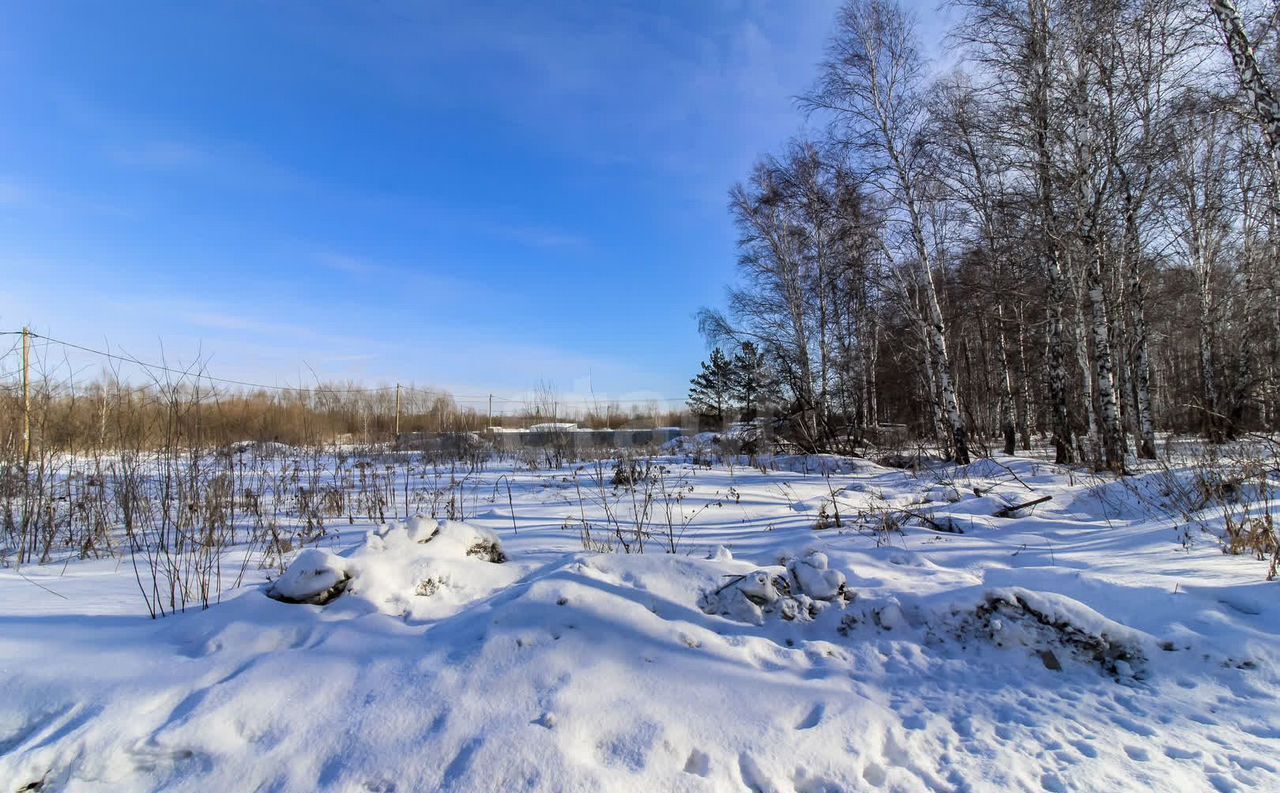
xmin=284 ymin=2 xmax=838 ymax=183
xmin=483 ymin=222 xmax=589 ymax=250
xmin=1 ymin=3 xmax=838 ymax=398
xmin=0 ymin=178 xmax=31 ymax=206
xmin=307 ymin=248 xmax=519 ymax=306
xmin=313 ymin=251 xmax=382 ymax=275
xmin=0 ymin=173 xmax=140 ymax=219
xmin=107 ymin=140 xmax=211 ymax=170
xmin=183 ymin=311 xmax=323 ymax=339
xmin=102 ymin=296 xmax=364 ymax=350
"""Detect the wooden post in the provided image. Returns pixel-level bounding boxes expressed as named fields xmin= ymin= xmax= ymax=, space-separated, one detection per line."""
xmin=21 ymin=326 xmax=30 ymax=463
xmin=394 ymin=383 xmax=402 ymax=438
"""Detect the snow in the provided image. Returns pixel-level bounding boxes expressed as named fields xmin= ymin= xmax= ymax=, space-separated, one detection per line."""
xmin=2 ymin=451 xmax=1279 ymax=791
xmin=787 ymin=550 xmax=847 ymax=600
xmin=340 ymin=517 xmax=515 ymax=620
xmin=266 ymin=548 xmax=348 ymax=603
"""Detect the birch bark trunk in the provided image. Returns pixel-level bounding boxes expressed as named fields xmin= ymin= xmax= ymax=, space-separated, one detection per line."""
xmin=996 ymin=306 xmax=1018 ymax=454
xmin=1029 ymin=0 xmax=1073 ymax=464
xmin=1017 ymin=305 xmax=1036 ymax=451
xmin=1086 ymin=243 xmax=1127 ymax=468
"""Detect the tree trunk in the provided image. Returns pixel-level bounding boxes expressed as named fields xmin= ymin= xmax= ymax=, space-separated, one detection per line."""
xmin=1115 ymin=169 xmax=1157 ymax=458
xmin=868 ymin=320 xmax=879 ymax=428
xmin=1069 ymin=267 xmax=1098 ymax=463
xmin=1017 ymin=305 xmax=1035 ymax=451
xmin=1044 ymin=265 xmax=1073 ymax=464
xmin=919 ymin=312 xmax=944 ymax=446
xmin=1210 ymin=0 xmax=1280 ymax=149
xmin=1125 ymin=235 xmax=1157 ymax=459
xmin=1030 ymin=0 xmax=1072 ymax=464
xmin=1085 ymin=243 xmax=1127 ymax=469
xmin=1198 ymin=260 xmax=1222 ymax=442
xmin=997 ymin=306 xmax=1017 ymax=455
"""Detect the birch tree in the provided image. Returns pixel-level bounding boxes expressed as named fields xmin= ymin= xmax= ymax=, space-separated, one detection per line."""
xmin=1208 ymin=0 xmax=1280 ymax=431
xmin=807 ymin=0 xmax=972 ymax=463
xmin=1055 ymin=1 xmax=1128 ymax=468
xmin=692 ymin=0 xmax=1279 ymax=460
xmin=1209 ymin=0 xmax=1280 ymax=147
xmin=930 ymin=76 xmax=1024 ymax=454
xmin=1165 ymin=97 xmax=1234 ymax=441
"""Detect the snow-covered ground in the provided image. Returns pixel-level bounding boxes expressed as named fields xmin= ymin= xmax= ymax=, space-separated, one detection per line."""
xmin=2 ymin=452 xmax=1278 ymax=792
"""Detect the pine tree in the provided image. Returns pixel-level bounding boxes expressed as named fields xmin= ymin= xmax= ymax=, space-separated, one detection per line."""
xmin=688 ymin=349 xmax=735 ymax=425
xmin=729 ymin=342 xmax=774 ymax=421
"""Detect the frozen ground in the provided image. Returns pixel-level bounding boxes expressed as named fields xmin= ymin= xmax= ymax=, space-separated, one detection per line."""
xmin=2 ymin=452 xmax=1279 ymax=792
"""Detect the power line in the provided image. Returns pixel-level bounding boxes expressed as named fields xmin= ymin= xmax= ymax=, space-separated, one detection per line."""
xmin=1 ymin=329 xmax=692 ymax=407
xmin=20 ymin=331 xmax=405 ymax=393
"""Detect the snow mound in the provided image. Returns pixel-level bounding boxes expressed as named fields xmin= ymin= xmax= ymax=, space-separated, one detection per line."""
xmin=786 ymin=550 xmax=846 ymax=600
xmin=917 ymin=493 xmax=1018 ymax=533
xmin=959 ymin=589 xmax=1149 ymax=678
xmin=701 ymin=550 xmax=850 ymax=625
xmin=372 ymin=515 xmax=507 ymax=563
xmin=269 ymin=518 xmax=513 ymax=618
xmin=707 ymin=544 xmax=733 ymax=562
xmin=831 ymin=586 xmax=1152 ymax=679
xmin=267 ymin=548 xmax=350 ymax=604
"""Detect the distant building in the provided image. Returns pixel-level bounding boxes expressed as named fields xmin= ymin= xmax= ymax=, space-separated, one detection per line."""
xmin=485 ymin=424 xmax=682 ymax=451
xmin=527 ymin=422 xmax=578 ymax=432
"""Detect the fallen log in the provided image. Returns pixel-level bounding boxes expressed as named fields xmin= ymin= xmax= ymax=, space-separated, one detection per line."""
xmin=994 ymin=495 xmax=1052 ymax=518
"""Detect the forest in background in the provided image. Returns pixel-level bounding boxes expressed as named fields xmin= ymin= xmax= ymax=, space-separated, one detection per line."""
xmin=693 ymin=0 xmax=1280 ymax=467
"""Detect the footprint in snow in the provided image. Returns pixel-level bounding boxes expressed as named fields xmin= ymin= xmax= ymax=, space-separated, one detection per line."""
xmin=792 ymin=769 xmax=846 ymax=793
xmin=1164 ymin=745 xmax=1200 ymax=761
xmin=1124 ymin=745 xmax=1151 ymax=762
xmin=1110 ymin=715 xmax=1157 ymax=738
xmin=739 ymin=752 xmax=783 ymax=793
xmin=682 ymin=748 xmax=710 ymax=776
xmin=861 ymin=761 xmax=887 ymax=787
xmin=796 ymin=703 xmax=824 ymax=730
xmin=901 ymin=713 xmax=927 ymax=731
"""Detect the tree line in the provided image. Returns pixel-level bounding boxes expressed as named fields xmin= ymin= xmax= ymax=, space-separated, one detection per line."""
xmin=694 ymin=0 xmax=1280 ymax=466
xmin=1 ymin=377 xmax=685 ymax=454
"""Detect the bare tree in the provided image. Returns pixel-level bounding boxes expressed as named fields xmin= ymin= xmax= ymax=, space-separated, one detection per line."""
xmin=808 ymin=0 xmax=971 ymax=463
xmin=692 ymin=0 xmax=1277 ymax=460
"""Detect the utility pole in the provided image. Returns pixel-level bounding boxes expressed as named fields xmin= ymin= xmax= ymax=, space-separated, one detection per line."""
xmin=487 ymin=394 xmax=493 ymax=428
xmin=394 ymin=383 xmax=402 ymax=438
xmin=21 ymin=326 xmax=30 ymax=463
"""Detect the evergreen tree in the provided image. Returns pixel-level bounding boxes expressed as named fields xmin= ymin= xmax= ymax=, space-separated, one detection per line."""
xmin=729 ymin=342 xmax=774 ymax=421
xmin=688 ymin=349 xmax=735 ymax=425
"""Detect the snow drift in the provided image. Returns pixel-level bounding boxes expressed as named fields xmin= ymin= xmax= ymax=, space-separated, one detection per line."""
xmin=268 ymin=517 xmax=514 ymax=619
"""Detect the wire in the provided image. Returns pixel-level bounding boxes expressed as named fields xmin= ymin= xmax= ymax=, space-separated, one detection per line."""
xmin=2 ymin=329 xmax=692 ymax=406
xmin=23 ymin=332 xmax=402 ymax=393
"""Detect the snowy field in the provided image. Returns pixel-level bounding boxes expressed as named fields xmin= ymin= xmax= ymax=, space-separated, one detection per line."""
xmin=2 ymin=449 xmax=1279 ymax=792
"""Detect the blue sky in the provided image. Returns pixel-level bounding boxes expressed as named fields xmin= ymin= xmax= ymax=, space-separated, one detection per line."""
xmin=0 ymin=0 xmax=946 ymax=409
